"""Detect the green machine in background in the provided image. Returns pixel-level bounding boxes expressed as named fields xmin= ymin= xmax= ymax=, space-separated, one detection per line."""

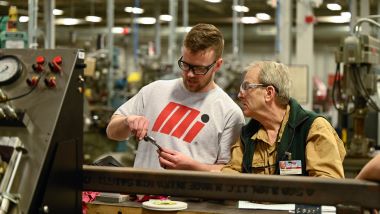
xmin=0 ymin=16 xmax=28 ymax=49
xmin=0 ymin=6 xmax=28 ymax=49
xmin=0 ymin=31 xmax=28 ymax=48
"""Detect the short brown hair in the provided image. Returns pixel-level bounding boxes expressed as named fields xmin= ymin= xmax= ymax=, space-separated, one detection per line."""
xmin=183 ymin=23 xmax=224 ymax=60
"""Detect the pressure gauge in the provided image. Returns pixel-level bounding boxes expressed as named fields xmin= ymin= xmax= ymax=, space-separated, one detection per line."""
xmin=0 ymin=55 xmax=22 ymax=86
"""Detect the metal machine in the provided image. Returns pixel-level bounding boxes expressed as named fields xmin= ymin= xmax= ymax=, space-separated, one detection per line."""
xmin=0 ymin=49 xmax=85 ymax=213
xmin=334 ymin=18 xmax=380 ymax=157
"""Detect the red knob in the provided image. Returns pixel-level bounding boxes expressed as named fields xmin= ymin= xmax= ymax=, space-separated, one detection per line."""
xmin=36 ymin=56 xmax=45 ymax=64
xmin=26 ymin=76 xmax=39 ymax=87
xmin=53 ymin=56 xmax=62 ymax=65
xmin=44 ymin=76 xmax=56 ymax=88
xmin=32 ymin=64 xmax=44 ymax=73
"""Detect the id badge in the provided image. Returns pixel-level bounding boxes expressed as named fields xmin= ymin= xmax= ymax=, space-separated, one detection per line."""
xmin=279 ymin=160 xmax=302 ymax=175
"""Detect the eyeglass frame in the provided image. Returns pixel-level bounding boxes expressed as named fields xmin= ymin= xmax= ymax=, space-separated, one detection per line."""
xmin=178 ymin=56 xmax=217 ymax=75
xmin=240 ymin=81 xmax=279 ymax=93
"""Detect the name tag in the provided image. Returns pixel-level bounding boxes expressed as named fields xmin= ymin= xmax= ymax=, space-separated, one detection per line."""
xmin=279 ymin=160 xmax=302 ymax=175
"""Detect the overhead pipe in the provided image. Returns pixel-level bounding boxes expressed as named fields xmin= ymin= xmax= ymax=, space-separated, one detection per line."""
xmin=44 ymin=0 xmax=55 ymax=49
xmin=28 ymin=0 xmax=38 ymax=48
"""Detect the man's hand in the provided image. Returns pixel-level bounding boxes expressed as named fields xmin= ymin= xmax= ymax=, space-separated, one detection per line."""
xmin=124 ymin=115 xmax=149 ymax=140
xmin=158 ymin=148 xmax=197 ymax=170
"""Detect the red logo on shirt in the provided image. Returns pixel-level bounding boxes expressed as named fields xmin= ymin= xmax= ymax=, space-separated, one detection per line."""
xmin=152 ymin=102 xmax=209 ymax=143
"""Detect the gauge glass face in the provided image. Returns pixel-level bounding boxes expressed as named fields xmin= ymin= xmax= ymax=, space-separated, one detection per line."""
xmin=0 ymin=56 xmax=21 ymax=85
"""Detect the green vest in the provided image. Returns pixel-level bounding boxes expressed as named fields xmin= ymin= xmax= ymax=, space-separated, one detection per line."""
xmin=241 ymin=98 xmax=319 ymax=176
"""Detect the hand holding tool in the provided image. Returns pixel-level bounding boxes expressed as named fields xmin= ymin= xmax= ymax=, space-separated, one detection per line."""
xmin=143 ymin=135 xmax=162 ymax=150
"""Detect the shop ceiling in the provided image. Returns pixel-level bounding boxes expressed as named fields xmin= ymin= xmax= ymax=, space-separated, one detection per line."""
xmin=3 ymin=0 xmax=379 ymax=27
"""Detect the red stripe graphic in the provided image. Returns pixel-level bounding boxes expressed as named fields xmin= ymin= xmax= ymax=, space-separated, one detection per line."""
xmin=160 ymin=105 xmax=192 ymax=134
xmin=152 ymin=102 xmax=178 ymax=131
xmin=152 ymin=102 xmax=205 ymax=143
xmin=172 ymin=110 xmax=199 ymax=138
xmin=183 ymin=121 xmax=205 ymax=143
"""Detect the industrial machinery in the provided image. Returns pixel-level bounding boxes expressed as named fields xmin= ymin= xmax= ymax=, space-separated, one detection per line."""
xmin=0 ymin=49 xmax=85 ymax=213
xmin=334 ymin=18 xmax=380 ymax=157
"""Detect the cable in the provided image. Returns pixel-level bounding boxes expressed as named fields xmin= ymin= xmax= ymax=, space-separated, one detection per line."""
xmin=0 ymin=76 xmax=41 ymax=103
xmin=1 ymin=85 xmax=38 ymax=103
xmin=332 ymin=63 xmax=342 ymax=111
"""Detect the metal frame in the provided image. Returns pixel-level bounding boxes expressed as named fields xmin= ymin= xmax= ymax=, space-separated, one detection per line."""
xmin=83 ymin=165 xmax=380 ymax=210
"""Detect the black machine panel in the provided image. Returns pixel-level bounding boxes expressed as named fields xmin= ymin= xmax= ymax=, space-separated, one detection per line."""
xmin=0 ymin=49 xmax=85 ymax=213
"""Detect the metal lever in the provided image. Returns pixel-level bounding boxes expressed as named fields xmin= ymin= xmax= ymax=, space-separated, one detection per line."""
xmin=143 ymin=135 xmax=162 ymax=150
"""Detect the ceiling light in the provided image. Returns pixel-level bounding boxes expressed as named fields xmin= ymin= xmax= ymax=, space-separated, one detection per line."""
xmin=241 ymin=17 xmax=259 ymax=24
xmin=327 ymin=3 xmax=341 ymax=11
xmin=341 ymin=12 xmax=351 ymax=19
xmin=232 ymin=5 xmax=249 ymax=13
xmin=55 ymin=18 xmax=82 ymax=25
xmin=159 ymin=15 xmax=172 ymax=22
xmin=256 ymin=13 xmax=271 ymax=20
xmin=317 ymin=16 xmax=349 ymax=23
xmin=124 ymin=6 xmax=144 ymax=14
xmin=136 ymin=17 xmax=156 ymax=25
xmin=112 ymin=27 xmax=124 ymax=34
xmin=19 ymin=16 xmax=29 ymax=23
xmin=0 ymin=1 xmax=9 ymax=6
xmin=204 ymin=0 xmax=222 ymax=3
xmin=53 ymin=9 xmax=64 ymax=15
xmin=85 ymin=15 xmax=102 ymax=22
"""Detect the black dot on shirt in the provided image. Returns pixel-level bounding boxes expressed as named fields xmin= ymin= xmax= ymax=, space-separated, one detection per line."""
xmin=201 ymin=114 xmax=209 ymax=123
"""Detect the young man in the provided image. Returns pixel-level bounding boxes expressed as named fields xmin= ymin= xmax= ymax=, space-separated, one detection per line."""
xmin=221 ymin=61 xmax=346 ymax=178
xmin=107 ymin=23 xmax=245 ymax=171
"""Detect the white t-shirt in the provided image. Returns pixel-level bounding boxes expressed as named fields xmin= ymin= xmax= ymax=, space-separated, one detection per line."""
xmin=115 ymin=78 xmax=245 ymax=169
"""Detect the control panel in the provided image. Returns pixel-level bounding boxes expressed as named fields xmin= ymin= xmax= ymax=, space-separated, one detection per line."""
xmin=0 ymin=49 xmax=85 ymax=213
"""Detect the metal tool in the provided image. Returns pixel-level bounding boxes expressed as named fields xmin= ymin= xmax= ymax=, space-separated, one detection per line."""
xmin=143 ymin=135 xmax=162 ymax=150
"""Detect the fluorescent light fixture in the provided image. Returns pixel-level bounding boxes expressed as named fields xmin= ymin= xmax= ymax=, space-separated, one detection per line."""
xmin=159 ymin=15 xmax=172 ymax=22
xmin=241 ymin=16 xmax=259 ymax=24
xmin=53 ymin=9 xmax=64 ymax=15
xmin=19 ymin=16 xmax=29 ymax=23
xmin=124 ymin=6 xmax=144 ymax=14
xmin=327 ymin=3 xmax=341 ymax=11
xmin=85 ymin=15 xmax=102 ymax=22
xmin=112 ymin=27 xmax=124 ymax=34
xmin=176 ymin=26 xmax=192 ymax=33
xmin=232 ymin=5 xmax=249 ymax=13
xmin=136 ymin=17 xmax=156 ymax=25
xmin=256 ymin=13 xmax=271 ymax=20
xmin=317 ymin=16 xmax=349 ymax=23
xmin=341 ymin=12 xmax=351 ymax=19
xmin=55 ymin=18 xmax=82 ymax=25
xmin=204 ymin=0 xmax=222 ymax=3
xmin=0 ymin=1 xmax=9 ymax=6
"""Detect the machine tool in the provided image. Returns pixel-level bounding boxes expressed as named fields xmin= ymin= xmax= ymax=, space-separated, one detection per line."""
xmin=334 ymin=18 xmax=380 ymax=157
xmin=0 ymin=49 xmax=85 ymax=213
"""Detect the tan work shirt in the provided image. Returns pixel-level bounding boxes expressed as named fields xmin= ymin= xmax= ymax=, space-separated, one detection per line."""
xmin=222 ymin=105 xmax=346 ymax=178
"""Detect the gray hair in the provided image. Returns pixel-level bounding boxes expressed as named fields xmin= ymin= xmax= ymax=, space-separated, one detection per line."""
xmin=244 ymin=61 xmax=291 ymax=105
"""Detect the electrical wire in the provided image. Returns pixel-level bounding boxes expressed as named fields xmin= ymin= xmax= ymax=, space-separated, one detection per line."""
xmin=332 ymin=63 xmax=342 ymax=111
xmin=0 ymin=75 xmax=42 ymax=103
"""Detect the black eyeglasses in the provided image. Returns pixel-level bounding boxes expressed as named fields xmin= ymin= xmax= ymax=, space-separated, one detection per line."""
xmin=178 ymin=56 xmax=216 ymax=75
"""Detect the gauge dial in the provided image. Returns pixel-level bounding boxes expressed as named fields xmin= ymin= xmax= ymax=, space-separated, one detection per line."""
xmin=0 ymin=55 xmax=22 ymax=86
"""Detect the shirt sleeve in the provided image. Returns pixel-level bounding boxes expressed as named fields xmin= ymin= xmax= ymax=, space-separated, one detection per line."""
xmin=305 ymin=117 xmax=346 ymax=178
xmin=114 ymin=85 xmax=147 ymax=116
xmin=221 ymin=138 xmax=244 ymax=173
xmin=216 ymin=110 xmax=245 ymax=164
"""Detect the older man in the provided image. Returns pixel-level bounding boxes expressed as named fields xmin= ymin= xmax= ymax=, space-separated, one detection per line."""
xmin=221 ymin=61 xmax=346 ymax=178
